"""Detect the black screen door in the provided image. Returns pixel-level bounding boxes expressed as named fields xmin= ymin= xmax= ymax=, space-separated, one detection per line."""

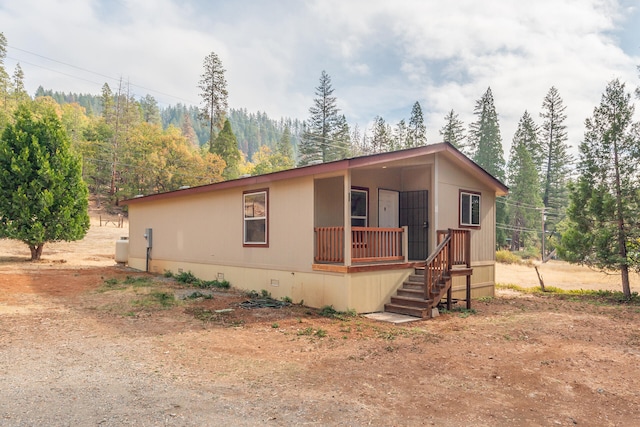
xmin=400 ymin=190 xmax=429 ymax=260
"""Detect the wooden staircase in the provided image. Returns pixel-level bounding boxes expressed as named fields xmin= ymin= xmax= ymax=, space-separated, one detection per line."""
xmin=384 ymin=229 xmax=472 ymax=319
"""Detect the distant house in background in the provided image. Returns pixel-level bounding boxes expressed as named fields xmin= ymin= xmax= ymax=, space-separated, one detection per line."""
xmin=122 ymin=142 xmax=508 ymax=317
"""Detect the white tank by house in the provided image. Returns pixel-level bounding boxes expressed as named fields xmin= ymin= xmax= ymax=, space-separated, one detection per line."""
xmin=115 ymin=236 xmax=129 ymax=263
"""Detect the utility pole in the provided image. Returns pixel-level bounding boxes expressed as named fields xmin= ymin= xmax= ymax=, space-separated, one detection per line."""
xmin=541 ymin=207 xmax=546 ymax=261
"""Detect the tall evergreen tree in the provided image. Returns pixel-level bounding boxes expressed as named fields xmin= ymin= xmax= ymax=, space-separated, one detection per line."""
xmin=406 ymin=101 xmax=427 ymax=147
xmin=140 ymin=94 xmax=161 ymax=125
xmin=212 ymin=119 xmax=241 ymax=180
xmin=0 ymin=32 xmax=9 ymax=116
xmin=100 ymin=83 xmax=115 ymax=124
xmin=469 ymin=87 xmax=505 ymax=181
xmin=331 ymin=114 xmax=352 ymax=159
xmin=506 ymin=111 xmax=543 ymax=251
xmin=350 ymin=123 xmax=369 ymax=156
xmin=560 ymin=79 xmax=639 ymax=298
xmin=11 ymin=63 xmax=29 ymax=104
xmin=539 ymin=86 xmax=571 ymax=255
xmin=198 ymin=52 xmax=228 ymax=149
xmin=469 ymin=87 xmax=507 ymax=246
xmin=439 ymin=109 xmax=466 ymax=152
xmin=393 ymin=119 xmax=408 ymax=150
xmin=298 ymin=71 xmax=341 ymax=165
xmin=369 ymin=116 xmax=392 ymax=153
xmin=276 ymin=124 xmax=294 ymax=161
xmin=0 ymin=103 xmax=90 ymax=260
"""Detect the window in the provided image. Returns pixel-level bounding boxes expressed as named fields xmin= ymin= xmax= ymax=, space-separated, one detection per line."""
xmin=351 ymin=188 xmax=368 ymax=227
xmin=460 ymin=191 xmax=480 ymax=227
xmin=244 ymin=189 xmax=268 ymax=246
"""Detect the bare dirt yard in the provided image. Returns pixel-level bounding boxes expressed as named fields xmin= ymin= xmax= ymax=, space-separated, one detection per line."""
xmin=1 ymin=218 xmax=640 ymax=426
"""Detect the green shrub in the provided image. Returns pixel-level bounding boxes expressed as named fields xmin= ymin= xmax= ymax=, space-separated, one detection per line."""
xmin=319 ymin=305 xmax=358 ymax=320
xmin=496 ymin=250 xmax=520 ymax=264
xmin=198 ymin=279 xmax=230 ymax=289
xmin=174 ymin=271 xmax=199 ymax=284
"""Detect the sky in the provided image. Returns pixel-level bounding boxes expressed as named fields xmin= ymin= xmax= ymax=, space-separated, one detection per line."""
xmin=2 ymin=0 xmax=640 ymax=159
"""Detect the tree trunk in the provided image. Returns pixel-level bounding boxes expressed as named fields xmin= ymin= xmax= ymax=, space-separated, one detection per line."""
xmin=612 ymin=125 xmax=631 ymax=299
xmin=29 ymin=244 xmax=44 ymax=261
xmin=621 ymin=264 xmax=631 ymax=299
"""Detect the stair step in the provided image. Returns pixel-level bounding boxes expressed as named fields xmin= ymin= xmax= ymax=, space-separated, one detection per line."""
xmin=397 ymin=288 xmax=425 ymax=298
xmin=384 ymin=303 xmax=429 ymax=318
xmin=402 ymin=282 xmax=424 ymax=291
xmin=408 ymin=274 xmax=424 ymax=282
xmin=390 ymin=295 xmax=431 ymax=309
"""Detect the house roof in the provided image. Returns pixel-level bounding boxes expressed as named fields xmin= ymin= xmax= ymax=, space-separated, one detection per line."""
xmin=122 ymin=142 xmax=508 ymax=205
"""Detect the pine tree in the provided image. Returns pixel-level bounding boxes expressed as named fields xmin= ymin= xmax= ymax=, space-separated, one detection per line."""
xmin=298 ymin=71 xmax=340 ymax=165
xmin=539 ymin=87 xmax=571 ymax=255
xmin=469 ymin=87 xmax=507 ymax=246
xmin=0 ymin=103 xmax=90 ymax=260
xmin=331 ymin=114 xmax=351 ymax=159
xmin=212 ymin=119 xmax=241 ymax=180
xmin=350 ymin=123 xmax=369 ymax=156
xmin=506 ymin=111 xmax=542 ymax=251
xmin=140 ymin=94 xmax=161 ymax=125
xmin=469 ymin=87 xmax=505 ymax=181
xmin=560 ymin=79 xmax=639 ymax=298
xmin=11 ymin=63 xmax=29 ymax=104
xmin=439 ymin=109 xmax=466 ymax=152
xmin=198 ymin=52 xmax=228 ymax=149
xmin=100 ymin=83 xmax=115 ymax=125
xmin=406 ymin=101 xmax=427 ymax=147
xmin=370 ymin=116 xmax=392 ymax=153
xmin=393 ymin=119 xmax=408 ymax=150
xmin=0 ymin=32 xmax=9 ymax=116
xmin=276 ymin=124 xmax=294 ymax=161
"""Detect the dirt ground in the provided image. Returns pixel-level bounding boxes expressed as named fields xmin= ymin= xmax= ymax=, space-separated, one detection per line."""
xmin=1 ymin=219 xmax=640 ymax=426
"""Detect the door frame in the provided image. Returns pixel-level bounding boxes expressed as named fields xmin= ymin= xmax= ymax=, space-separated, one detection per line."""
xmin=399 ymin=190 xmax=429 ymax=261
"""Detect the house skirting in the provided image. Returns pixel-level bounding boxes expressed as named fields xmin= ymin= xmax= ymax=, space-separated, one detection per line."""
xmin=127 ymin=257 xmax=495 ymax=313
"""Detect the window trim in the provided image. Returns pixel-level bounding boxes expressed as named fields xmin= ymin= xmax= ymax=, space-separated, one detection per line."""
xmin=459 ymin=190 xmax=481 ymax=229
xmin=350 ymin=187 xmax=369 ymax=227
xmin=243 ymin=188 xmax=269 ymax=247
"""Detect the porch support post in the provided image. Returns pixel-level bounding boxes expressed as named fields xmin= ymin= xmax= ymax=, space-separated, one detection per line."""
xmin=344 ymin=173 xmax=352 ymax=266
xmin=402 ymin=226 xmax=409 ymax=263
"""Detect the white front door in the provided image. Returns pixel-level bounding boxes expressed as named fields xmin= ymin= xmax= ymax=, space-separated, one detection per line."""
xmin=378 ymin=189 xmax=399 ymax=228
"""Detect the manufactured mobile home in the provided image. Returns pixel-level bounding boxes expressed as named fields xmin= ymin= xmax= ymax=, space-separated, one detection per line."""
xmin=123 ymin=143 xmax=507 ymax=317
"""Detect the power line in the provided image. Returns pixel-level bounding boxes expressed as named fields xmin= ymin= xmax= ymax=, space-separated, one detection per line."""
xmin=496 ymin=223 xmax=543 ymax=234
xmin=7 ymin=45 xmax=200 ymax=105
xmin=496 ymin=197 xmax=544 ymax=211
xmin=6 ymin=56 xmax=105 ymax=87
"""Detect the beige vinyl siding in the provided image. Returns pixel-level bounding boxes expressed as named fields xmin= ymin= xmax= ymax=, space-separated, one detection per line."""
xmin=314 ymin=176 xmax=344 ymax=227
xmin=129 ymin=176 xmax=316 ymax=273
xmin=435 ymin=154 xmax=497 ymax=263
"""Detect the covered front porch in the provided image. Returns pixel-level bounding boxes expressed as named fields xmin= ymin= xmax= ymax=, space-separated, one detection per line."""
xmin=312 ymin=154 xmax=434 ymax=271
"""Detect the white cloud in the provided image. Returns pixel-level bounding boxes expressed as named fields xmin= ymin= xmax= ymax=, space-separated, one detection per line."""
xmin=2 ymin=0 xmax=639 ymax=160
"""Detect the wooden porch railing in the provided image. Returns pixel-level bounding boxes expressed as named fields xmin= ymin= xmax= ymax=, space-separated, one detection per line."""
xmin=315 ymin=226 xmax=404 ymax=263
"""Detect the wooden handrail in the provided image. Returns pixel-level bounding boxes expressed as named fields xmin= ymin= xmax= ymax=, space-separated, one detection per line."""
xmin=424 ymin=228 xmax=471 ymax=302
xmin=424 ymin=231 xmax=452 ymax=300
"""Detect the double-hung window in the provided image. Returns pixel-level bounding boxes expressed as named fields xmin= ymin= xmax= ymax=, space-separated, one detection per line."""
xmin=244 ymin=189 xmax=268 ymax=246
xmin=351 ymin=188 xmax=368 ymax=227
xmin=460 ymin=190 xmax=481 ymax=227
